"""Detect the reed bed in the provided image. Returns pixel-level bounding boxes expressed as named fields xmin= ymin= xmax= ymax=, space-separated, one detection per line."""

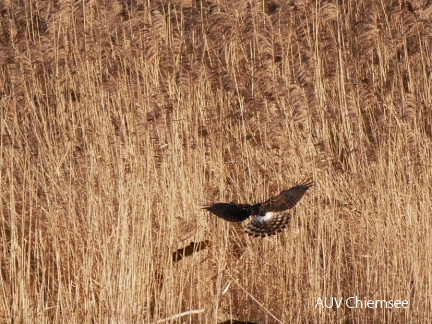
xmin=1 ymin=0 xmax=431 ymax=322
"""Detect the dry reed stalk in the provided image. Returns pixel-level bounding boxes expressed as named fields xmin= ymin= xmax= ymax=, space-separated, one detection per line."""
xmin=0 ymin=0 xmax=431 ymax=323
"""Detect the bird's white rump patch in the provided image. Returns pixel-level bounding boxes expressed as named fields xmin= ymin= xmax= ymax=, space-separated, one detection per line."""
xmin=262 ymin=212 xmax=275 ymax=221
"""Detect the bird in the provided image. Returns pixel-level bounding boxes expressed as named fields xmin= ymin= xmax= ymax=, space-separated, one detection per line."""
xmin=203 ymin=179 xmax=313 ymax=237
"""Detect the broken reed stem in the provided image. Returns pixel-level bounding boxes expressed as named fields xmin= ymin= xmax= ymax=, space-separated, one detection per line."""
xmin=226 ymin=271 xmax=284 ymax=324
xmin=155 ymin=308 xmax=205 ymax=323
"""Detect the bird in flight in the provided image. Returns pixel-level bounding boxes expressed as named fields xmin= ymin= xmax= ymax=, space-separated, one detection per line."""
xmin=203 ymin=179 xmax=313 ymax=237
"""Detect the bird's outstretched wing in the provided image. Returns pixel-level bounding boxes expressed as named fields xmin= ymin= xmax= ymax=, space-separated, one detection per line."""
xmin=203 ymin=203 xmax=260 ymax=222
xmin=245 ymin=211 xmax=292 ymax=237
xmin=260 ymin=179 xmax=313 ymax=213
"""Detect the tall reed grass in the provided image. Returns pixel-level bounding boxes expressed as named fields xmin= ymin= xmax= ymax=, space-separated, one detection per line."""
xmin=1 ymin=0 xmax=431 ymax=322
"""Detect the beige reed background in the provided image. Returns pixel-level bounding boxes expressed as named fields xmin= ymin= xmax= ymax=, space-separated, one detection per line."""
xmin=1 ymin=0 xmax=431 ymax=322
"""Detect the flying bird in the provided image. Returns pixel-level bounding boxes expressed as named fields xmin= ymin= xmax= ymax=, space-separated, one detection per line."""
xmin=204 ymin=179 xmax=313 ymax=237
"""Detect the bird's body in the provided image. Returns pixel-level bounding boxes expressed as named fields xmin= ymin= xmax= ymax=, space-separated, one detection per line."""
xmin=204 ymin=179 xmax=313 ymax=237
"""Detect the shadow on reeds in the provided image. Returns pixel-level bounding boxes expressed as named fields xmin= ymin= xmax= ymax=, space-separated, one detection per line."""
xmin=172 ymin=240 xmax=213 ymax=263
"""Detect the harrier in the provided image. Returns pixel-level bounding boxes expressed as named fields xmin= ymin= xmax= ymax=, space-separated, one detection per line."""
xmin=204 ymin=179 xmax=313 ymax=237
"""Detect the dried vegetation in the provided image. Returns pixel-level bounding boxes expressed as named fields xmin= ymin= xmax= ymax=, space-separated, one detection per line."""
xmin=1 ymin=0 xmax=432 ymax=322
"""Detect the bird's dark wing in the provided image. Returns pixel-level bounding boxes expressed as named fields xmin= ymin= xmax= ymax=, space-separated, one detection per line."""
xmin=260 ymin=179 xmax=313 ymax=213
xmin=203 ymin=203 xmax=259 ymax=222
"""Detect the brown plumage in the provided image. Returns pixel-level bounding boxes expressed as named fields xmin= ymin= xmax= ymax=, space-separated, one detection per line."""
xmin=204 ymin=179 xmax=313 ymax=237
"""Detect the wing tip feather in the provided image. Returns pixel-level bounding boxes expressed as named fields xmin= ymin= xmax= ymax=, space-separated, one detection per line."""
xmin=297 ymin=177 xmax=314 ymax=188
